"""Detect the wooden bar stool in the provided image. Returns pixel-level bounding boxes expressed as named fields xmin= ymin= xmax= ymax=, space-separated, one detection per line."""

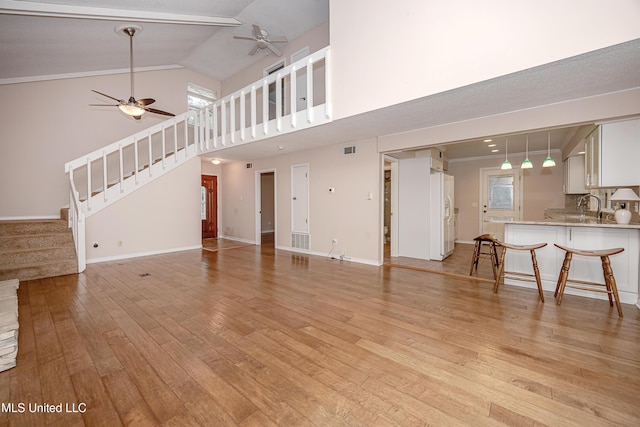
xmin=554 ymin=244 xmax=624 ymax=317
xmin=469 ymin=234 xmax=500 ymax=279
xmin=494 ymin=242 xmax=547 ymax=302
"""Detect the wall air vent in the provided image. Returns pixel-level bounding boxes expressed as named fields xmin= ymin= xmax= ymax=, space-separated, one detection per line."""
xmin=291 ymin=233 xmax=310 ymax=250
xmin=344 ymin=146 xmax=356 ymax=155
xmin=246 ymin=163 xmax=253 ymax=168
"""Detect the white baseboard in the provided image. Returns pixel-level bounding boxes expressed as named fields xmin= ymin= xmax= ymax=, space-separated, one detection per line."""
xmin=218 ymin=235 xmax=257 ymax=245
xmin=87 ymin=245 xmax=202 ymax=264
xmin=275 ymin=245 xmax=382 ymax=266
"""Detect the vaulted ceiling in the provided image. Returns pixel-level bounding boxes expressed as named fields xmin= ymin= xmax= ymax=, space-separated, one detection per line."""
xmin=0 ymin=0 xmax=329 ymax=83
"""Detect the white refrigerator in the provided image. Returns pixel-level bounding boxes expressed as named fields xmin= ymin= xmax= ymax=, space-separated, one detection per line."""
xmin=430 ymin=171 xmax=455 ymax=261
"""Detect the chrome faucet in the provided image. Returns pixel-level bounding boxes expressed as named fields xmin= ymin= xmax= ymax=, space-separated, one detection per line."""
xmin=578 ymin=194 xmax=602 ymax=220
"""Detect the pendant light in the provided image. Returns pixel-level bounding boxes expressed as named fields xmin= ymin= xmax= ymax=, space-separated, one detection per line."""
xmin=501 ymin=137 xmax=512 ymax=170
xmin=543 ymin=132 xmax=556 ymax=167
xmin=521 ymin=134 xmax=533 ymax=169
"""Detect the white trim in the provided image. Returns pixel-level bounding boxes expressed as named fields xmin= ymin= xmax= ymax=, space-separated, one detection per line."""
xmin=0 ymin=0 xmax=241 ymax=26
xmin=217 ymin=235 xmax=256 ymax=245
xmin=1 ymin=64 xmax=183 ymax=85
xmin=86 ymin=245 xmax=201 ymax=264
xmin=275 ymin=245 xmax=382 ymax=266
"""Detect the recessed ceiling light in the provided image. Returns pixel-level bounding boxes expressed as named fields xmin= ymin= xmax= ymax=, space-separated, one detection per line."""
xmin=488 ymin=144 xmax=496 ymax=147
xmin=491 ymin=149 xmax=499 ymax=153
xmin=484 ymin=139 xmax=493 ymax=143
xmin=277 ymin=145 xmax=284 ymax=150
xmin=211 ymin=159 xmax=221 ymax=165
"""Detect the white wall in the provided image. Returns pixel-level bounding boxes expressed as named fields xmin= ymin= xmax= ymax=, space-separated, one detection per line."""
xmin=0 ymin=68 xmax=219 ymax=218
xmin=397 ymin=157 xmax=431 ymax=259
xmin=219 ymin=138 xmax=382 ymax=264
xmin=85 ymin=157 xmax=201 ymax=262
xmin=330 ymin=0 xmax=640 ymax=120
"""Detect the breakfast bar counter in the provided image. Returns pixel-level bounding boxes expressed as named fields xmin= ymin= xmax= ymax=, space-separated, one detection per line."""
xmin=503 ymin=220 xmax=640 ymax=308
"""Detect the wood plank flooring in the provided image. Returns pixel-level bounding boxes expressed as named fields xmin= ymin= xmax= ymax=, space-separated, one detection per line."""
xmin=1 ymin=242 xmax=639 ymax=426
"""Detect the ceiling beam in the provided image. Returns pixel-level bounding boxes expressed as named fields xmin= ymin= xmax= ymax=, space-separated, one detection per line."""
xmin=0 ymin=0 xmax=242 ymax=26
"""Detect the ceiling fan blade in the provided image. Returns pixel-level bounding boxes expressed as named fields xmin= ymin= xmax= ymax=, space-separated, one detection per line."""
xmin=248 ymin=45 xmax=258 ymax=55
xmin=252 ymin=24 xmax=262 ymax=38
xmin=92 ymin=90 xmax=122 ymax=103
xmin=267 ymin=43 xmax=282 ymax=57
xmin=269 ymin=36 xmax=288 ymax=43
xmin=145 ymin=107 xmax=175 ymax=117
xmin=234 ymin=35 xmax=256 ymax=41
xmin=136 ymin=98 xmax=155 ymax=106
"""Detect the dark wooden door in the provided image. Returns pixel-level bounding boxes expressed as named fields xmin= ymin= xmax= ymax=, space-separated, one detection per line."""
xmin=201 ymin=175 xmax=217 ymax=239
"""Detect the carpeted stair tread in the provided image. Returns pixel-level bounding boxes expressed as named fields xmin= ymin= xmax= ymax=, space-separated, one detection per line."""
xmin=0 ymin=220 xmax=77 ymax=281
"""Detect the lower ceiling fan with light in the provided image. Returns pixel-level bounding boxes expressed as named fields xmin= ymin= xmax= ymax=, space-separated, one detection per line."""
xmin=90 ymin=25 xmax=175 ymax=120
xmin=234 ymin=24 xmax=288 ymax=57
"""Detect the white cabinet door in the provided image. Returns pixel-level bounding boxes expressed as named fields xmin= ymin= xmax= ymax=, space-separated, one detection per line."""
xmin=600 ymin=119 xmax=640 ymax=187
xmin=563 ymin=156 xmax=587 ymax=194
xmin=584 ymin=128 xmax=600 ymax=188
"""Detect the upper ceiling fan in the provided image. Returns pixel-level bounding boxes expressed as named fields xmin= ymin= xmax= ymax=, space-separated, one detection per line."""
xmin=234 ymin=24 xmax=288 ymax=57
xmin=90 ymin=25 xmax=175 ymax=120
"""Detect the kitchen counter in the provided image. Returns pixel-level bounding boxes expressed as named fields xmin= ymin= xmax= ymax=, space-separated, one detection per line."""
xmin=512 ymin=217 xmax=640 ymax=229
xmin=503 ymin=222 xmax=640 ymax=309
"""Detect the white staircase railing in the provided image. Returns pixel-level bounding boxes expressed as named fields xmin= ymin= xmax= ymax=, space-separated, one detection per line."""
xmin=65 ymin=47 xmax=332 ymax=272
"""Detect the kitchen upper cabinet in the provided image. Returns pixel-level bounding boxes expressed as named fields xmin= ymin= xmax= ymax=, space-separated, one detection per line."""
xmin=585 ymin=118 xmax=640 ymax=188
xmin=563 ymin=155 xmax=587 ymax=194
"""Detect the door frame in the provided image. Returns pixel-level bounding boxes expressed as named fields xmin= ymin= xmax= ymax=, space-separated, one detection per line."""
xmin=254 ymin=168 xmax=277 ymax=245
xmin=201 ymin=174 xmax=219 ymax=239
xmin=383 ymin=155 xmax=399 ymax=259
xmin=478 ymin=167 xmax=524 ymax=240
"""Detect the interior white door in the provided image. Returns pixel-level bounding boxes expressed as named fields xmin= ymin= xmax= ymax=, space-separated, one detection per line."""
xmin=481 ymin=168 xmax=522 ymax=241
xmin=291 ymin=164 xmax=309 ymax=233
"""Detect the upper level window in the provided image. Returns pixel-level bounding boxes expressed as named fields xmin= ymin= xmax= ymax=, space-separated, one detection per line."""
xmin=187 ymin=83 xmax=216 ymax=112
xmin=187 ymin=83 xmax=216 ymax=125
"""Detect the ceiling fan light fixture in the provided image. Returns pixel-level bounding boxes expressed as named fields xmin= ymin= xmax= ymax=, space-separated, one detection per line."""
xmin=118 ymin=103 xmax=146 ymax=117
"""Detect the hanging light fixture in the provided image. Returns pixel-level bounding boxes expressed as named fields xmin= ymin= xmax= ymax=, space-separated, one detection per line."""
xmin=543 ymin=132 xmax=556 ymax=167
xmin=521 ymin=134 xmax=533 ymax=169
xmin=501 ymin=137 xmax=512 ymax=170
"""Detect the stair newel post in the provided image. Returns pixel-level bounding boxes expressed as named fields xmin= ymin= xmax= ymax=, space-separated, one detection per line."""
xmin=173 ymin=120 xmax=178 ymax=164
xmin=86 ymin=157 xmax=92 ymax=211
xmin=276 ymin=72 xmax=282 ymax=132
xmin=102 ymin=151 xmax=108 ymax=202
xmin=133 ymin=137 xmax=139 ymax=184
xmin=161 ymin=126 xmax=166 ymax=170
xmin=306 ymin=57 xmax=314 ymax=124
xmin=119 ymin=144 xmax=124 ymax=193
xmin=230 ymin=95 xmax=236 ymax=144
xmin=68 ymin=168 xmax=74 ymax=227
xmin=147 ymin=132 xmax=152 ymax=177
xmin=250 ymin=85 xmax=256 ymax=139
xmin=290 ymin=66 xmax=297 ymax=128
xmin=262 ymin=79 xmax=268 ymax=135
xmin=239 ymin=91 xmax=245 ymax=142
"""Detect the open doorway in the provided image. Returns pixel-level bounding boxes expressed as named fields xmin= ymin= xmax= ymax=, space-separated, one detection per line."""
xmin=256 ymin=170 xmax=276 ymax=246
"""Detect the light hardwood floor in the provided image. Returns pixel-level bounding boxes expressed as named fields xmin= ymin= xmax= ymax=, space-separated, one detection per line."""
xmin=1 ymin=242 xmax=639 ymax=426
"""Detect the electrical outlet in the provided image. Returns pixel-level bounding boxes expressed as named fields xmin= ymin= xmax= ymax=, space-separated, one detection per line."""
xmin=332 ymin=238 xmax=337 ymax=244
xmin=117 ymin=240 xmax=123 ymax=247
